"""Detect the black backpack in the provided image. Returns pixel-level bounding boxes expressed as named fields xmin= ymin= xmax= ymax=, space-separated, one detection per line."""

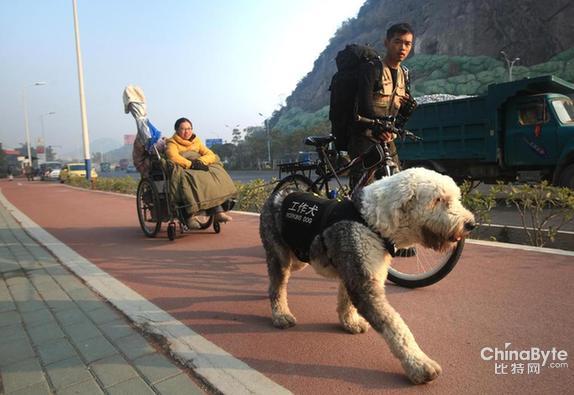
xmin=329 ymin=44 xmax=382 ymax=151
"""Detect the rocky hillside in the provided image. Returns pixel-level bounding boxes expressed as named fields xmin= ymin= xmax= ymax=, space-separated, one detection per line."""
xmin=280 ymin=0 xmax=574 ymax=116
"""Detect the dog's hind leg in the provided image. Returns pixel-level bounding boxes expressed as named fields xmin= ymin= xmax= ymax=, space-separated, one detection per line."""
xmin=341 ymin=268 xmax=442 ymax=384
xmin=337 ymin=283 xmax=369 ymax=334
xmin=267 ymin=248 xmax=299 ymax=329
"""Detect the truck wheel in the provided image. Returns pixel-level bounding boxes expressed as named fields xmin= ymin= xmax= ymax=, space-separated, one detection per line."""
xmin=558 ymin=164 xmax=574 ymax=189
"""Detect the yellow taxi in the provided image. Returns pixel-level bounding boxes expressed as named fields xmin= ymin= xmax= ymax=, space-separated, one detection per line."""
xmin=59 ymin=162 xmax=98 ymax=183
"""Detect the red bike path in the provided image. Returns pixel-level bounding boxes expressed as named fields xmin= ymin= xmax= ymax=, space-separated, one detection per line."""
xmin=1 ymin=180 xmax=573 ymax=394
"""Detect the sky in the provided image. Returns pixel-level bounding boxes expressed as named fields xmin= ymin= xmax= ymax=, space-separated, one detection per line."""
xmin=0 ymin=0 xmax=364 ymax=158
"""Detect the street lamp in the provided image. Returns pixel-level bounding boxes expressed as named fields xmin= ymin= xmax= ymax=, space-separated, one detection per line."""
xmin=258 ymin=113 xmax=272 ymax=165
xmin=39 ymin=112 xmax=56 ymax=163
xmin=500 ymin=51 xmax=520 ymax=82
xmin=72 ymin=0 xmax=91 ymax=180
xmin=22 ymin=81 xmax=47 ymax=168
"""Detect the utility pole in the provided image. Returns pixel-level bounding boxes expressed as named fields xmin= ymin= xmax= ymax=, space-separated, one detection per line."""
xmin=258 ymin=113 xmax=272 ymax=166
xmin=72 ymin=0 xmax=91 ymax=180
xmin=22 ymin=82 xmax=47 ymax=168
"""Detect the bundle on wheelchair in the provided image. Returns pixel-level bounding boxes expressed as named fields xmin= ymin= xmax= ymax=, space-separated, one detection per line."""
xmin=123 ymin=85 xmax=234 ymax=240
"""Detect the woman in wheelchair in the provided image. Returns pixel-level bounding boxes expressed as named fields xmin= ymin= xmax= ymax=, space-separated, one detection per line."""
xmin=166 ymin=117 xmax=237 ymax=229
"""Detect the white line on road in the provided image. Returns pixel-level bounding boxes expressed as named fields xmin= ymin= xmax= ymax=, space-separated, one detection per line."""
xmin=482 ymin=222 xmax=574 ymax=235
xmin=465 ymin=238 xmax=574 ymax=256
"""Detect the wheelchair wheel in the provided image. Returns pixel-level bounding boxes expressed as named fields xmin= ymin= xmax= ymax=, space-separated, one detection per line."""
xmin=136 ymin=178 xmax=162 ymax=237
xmin=213 ymin=220 xmax=221 ymax=234
xmin=167 ymin=222 xmax=176 ymax=241
xmin=194 ymin=214 xmax=214 ymax=230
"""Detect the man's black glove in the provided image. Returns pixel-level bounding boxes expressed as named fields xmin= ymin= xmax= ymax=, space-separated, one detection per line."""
xmin=191 ymin=160 xmax=209 ymax=171
xmin=396 ymin=95 xmax=417 ymax=128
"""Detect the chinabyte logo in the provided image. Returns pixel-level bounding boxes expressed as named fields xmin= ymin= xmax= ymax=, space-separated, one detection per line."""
xmin=481 ymin=343 xmax=568 ymax=375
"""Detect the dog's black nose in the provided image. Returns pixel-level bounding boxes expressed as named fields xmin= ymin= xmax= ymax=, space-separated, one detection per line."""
xmin=464 ymin=221 xmax=476 ymax=232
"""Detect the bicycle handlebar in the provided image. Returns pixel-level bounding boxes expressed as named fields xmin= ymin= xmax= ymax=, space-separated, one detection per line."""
xmin=355 ymin=115 xmax=423 ymax=142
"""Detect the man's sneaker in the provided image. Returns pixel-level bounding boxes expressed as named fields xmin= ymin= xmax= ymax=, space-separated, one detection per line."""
xmin=396 ymin=247 xmax=417 ymax=257
xmin=215 ymin=212 xmax=232 ymax=223
xmin=186 ymin=217 xmax=202 ymax=230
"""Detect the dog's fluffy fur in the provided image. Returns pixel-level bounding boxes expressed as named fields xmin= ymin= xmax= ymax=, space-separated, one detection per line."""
xmin=259 ymin=168 xmax=475 ymax=384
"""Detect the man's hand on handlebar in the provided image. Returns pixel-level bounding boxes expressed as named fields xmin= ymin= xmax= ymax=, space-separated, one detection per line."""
xmin=365 ymin=117 xmax=396 ymax=142
xmin=356 ymin=114 xmax=423 ymax=143
xmin=372 ymin=129 xmax=396 ymax=143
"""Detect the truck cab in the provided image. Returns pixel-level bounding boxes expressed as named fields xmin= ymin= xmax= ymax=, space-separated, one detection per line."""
xmin=504 ymin=93 xmax=574 ymax=183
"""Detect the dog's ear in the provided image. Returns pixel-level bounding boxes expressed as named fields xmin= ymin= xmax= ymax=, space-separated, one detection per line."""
xmin=364 ymin=176 xmax=416 ymax=235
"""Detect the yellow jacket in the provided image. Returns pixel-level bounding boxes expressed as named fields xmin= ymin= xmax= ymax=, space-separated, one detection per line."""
xmin=166 ymin=133 xmax=217 ymax=169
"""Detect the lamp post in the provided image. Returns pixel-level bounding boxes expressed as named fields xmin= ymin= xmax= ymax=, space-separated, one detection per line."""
xmin=258 ymin=113 xmax=272 ymax=165
xmin=72 ymin=0 xmax=91 ymax=180
xmin=22 ymin=81 xmax=47 ymax=168
xmin=39 ymin=112 xmax=56 ymax=164
xmin=500 ymin=51 xmax=520 ymax=82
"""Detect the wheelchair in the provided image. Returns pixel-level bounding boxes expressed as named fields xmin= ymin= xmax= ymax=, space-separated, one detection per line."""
xmin=136 ymin=159 xmax=221 ymax=241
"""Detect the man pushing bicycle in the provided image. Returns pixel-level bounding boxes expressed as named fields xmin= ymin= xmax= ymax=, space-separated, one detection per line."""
xmin=330 ymin=22 xmax=418 ymax=189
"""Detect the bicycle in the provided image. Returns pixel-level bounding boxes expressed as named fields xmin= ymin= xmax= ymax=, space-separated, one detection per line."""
xmin=274 ymin=115 xmax=466 ymax=288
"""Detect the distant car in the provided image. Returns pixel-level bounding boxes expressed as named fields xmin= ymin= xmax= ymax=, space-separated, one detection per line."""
xmin=47 ymin=168 xmax=61 ymax=181
xmin=100 ymin=162 xmax=111 ymax=173
xmin=59 ymin=163 xmax=98 ymax=183
xmin=40 ymin=162 xmax=62 ymax=181
xmin=119 ymin=158 xmax=129 ymax=171
xmin=126 ymin=164 xmax=137 ymax=173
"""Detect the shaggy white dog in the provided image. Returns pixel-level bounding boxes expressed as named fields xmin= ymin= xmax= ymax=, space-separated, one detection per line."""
xmin=259 ymin=168 xmax=476 ymax=384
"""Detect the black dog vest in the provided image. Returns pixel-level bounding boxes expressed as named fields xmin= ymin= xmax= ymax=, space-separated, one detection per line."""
xmin=281 ymin=192 xmax=366 ymax=262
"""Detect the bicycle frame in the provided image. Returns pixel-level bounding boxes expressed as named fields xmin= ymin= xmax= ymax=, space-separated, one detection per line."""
xmin=277 ymin=115 xmax=420 ymax=198
xmin=278 ymin=140 xmax=398 ymax=199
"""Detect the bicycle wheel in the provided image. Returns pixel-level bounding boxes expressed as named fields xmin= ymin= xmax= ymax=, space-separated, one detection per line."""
xmin=273 ymin=174 xmax=317 ymax=194
xmin=195 ymin=214 xmax=214 ymax=230
xmin=136 ymin=178 xmax=162 ymax=237
xmin=387 ymin=239 xmax=465 ymax=288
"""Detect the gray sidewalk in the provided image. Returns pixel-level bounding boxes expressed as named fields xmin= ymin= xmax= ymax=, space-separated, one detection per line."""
xmin=0 ymin=203 xmax=206 ymax=394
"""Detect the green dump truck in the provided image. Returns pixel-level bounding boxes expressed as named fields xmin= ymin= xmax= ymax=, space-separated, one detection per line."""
xmin=398 ymin=75 xmax=574 ymax=187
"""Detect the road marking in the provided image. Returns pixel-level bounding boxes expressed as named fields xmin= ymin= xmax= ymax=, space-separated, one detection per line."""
xmin=465 ymin=238 xmax=574 ymax=256
xmin=232 ymin=210 xmax=261 ymax=217
xmin=484 ymin=222 xmax=574 ymax=235
xmin=0 ymin=190 xmax=291 ymax=395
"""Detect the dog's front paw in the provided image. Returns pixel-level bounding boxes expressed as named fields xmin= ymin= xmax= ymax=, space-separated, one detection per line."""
xmin=341 ymin=315 xmax=370 ymax=334
xmin=402 ymin=354 xmax=442 ymax=384
xmin=272 ymin=313 xmax=297 ymax=329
